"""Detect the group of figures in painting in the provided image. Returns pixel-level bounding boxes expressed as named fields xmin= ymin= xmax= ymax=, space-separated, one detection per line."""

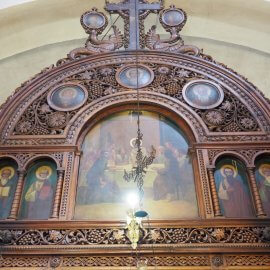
xmin=0 ymin=112 xmax=270 ymax=220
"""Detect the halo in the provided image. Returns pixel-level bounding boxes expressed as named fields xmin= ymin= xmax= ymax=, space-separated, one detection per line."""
xmin=59 ymin=87 xmax=77 ymax=99
xmin=0 ymin=166 xmax=15 ymax=179
xmin=130 ymin=138 xmax=142 ymax=148
xmin=258 ymin=164 xmax=270 ymax=177
xmin=35 ymin=166 xmax=52 ymax=179
xmin=220 ymin=164 xmax=237 ymax=178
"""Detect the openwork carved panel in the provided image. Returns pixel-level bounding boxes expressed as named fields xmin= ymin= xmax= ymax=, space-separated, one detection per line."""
xmin=1 ymin=226 xmax=269 ymax=247
xmin=10 ymin=60 xmax=262 ymax=138
xmin=0 ymin=52 xmax=268 ymax=146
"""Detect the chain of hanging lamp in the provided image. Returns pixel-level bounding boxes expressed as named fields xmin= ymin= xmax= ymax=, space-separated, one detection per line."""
xmin=122 ymin=0 xmax=157 ymax=204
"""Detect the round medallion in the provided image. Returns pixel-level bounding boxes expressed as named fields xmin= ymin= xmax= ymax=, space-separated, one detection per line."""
xmin=116 ymin=65 xmax=154 ymax=89
xmin=162 ymin=9 xmax=185 ymax=27
xmin=182 ymin=80 xmax=224 ymax=109
xmin=80 ymin=10 xmax=108 ymax=33
xmin=47 ymin=84 xmax=88 ymax=112
xmin=82 ymin=13 xmax=106 ymax=29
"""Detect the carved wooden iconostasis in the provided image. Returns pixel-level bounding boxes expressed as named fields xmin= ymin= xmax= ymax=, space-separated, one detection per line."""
xmin=0 ymin=1 xmax=270 ymax=269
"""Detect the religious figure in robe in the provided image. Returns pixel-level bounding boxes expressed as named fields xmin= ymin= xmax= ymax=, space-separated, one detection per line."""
xmin=217 ymin=164 xmax=254 ymax=217
xmin=0 ymin=166 xmax=16 ymax=219
xmin=153 ymin=148 xmax=182 ymax=201
xmin=257 ymin=163 xmax=270 ymax=216
xmin=22 ymin=166 xmax=54 ymax=219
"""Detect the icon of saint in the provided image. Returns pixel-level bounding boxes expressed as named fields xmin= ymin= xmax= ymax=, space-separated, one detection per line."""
xmin=217 ymin=164 xmax=253 ymax=217
xmin=125 ymin=68 xmax=146 ymax=87
xmin=0 ymin=166 xmax=16 ymax=219
xmin=258 ymin=163 xmax=270 ymax=216
xmin=58 ymin=87 xmax=78 ymax=108
xmin=23 ymin=166 xmax=54 ymax=219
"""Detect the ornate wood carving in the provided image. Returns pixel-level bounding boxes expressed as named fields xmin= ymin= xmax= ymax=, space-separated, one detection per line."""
xmin=8 ymin=170 xmax=26 ymax=220
xmin=0 ymin=0 xmax=270 ymax=267
xmin=247 ymin=167 xmax=266 ymax=217
xmin=51 ymin=169 xmax=65 ymax=219
xmin=207 ymin=167 xmax=222 ymax=217
xmin=1 ymin=225 xmax=269 ymax=248
xmin=1 ymin=254 xmax=270 ymax=268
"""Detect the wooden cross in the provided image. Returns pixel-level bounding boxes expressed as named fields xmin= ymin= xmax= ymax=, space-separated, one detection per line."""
xmin=105 ymin=0 xmax=162 ymax=50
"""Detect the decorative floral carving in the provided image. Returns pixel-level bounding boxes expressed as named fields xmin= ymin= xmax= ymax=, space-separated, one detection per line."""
xmin=16 ymin=120 xmax=32 ymax=134
xmin=240 ymin=117 xmax=255 ymax=130
xmin=48 ymin=230 xmax=63 ymax=242
xmin=50 ymin=257 xmax=61 ymax=268
xmin=157 ymin=66 xmax=170 ymax=74
xmin=204 ymin=110 xmax=224 ymax=125
xmin=1 ymin=226 xmax=270 ymax=247
xmin=212 ymin=255 xmax=223 ymax=267
xmin=47 ymin=112 xmax=67 ymax=128
xmin=0 ymin=230 xmax=13 ymax=244
xmin=211 ymin=229 xmax=225 ymax=241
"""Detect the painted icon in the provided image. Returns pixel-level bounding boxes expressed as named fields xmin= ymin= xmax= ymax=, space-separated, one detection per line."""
xmin=183 ymin=80 xmax=224 ymax=109
xmin=214 ymin=159 xmax=254 ymax=218
xmin=255 ymin=160 xmax=270 ymax=216
xmin=117 ymin=65 xmax=154 ymax=89
xmin=48 ymin=84 xmax=88 ymax=111
xmin=82 ymin=13 xmax=106 ymax=29
xmin=75 ymin=110 xmax=198 ymax=220
xmin=19 ymin=161 xmax=57 ymax=220
xmin=0 ymin=162 xmax=18 ymax=219
xmin=162 ymin=10 xmax=185 ymax=26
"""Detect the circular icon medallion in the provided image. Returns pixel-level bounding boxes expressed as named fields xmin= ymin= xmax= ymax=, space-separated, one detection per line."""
xmin=162 ymin=9 xmax=185 ymax=26
xmin=116 ymin=65 xmax=154 ymax=89
xmin=82 ymin=13 xmax=106 ymax=29
xmin=182 ymin=80 xmax=224 ymax=109
xmin=47 ymin=84 xmax=88 ymax=112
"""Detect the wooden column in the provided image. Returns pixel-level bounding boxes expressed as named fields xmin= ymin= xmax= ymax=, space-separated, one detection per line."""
xmin=207 ymin=167 xmax=222 ymax=217
xmin=247 ymin=167 xmax=266 ymax=217
xmin=51 ymin=169 xmax=65 ymax=219
xmin=8 ymin=169 xmax=26 ymax=219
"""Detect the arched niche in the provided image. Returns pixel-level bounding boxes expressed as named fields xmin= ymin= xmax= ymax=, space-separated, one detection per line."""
xmin=18 ymin=158 xmax=57 ymax=220
xmin=254 ymin=154 xmax=270 ymax=217
xmin=214 ymin=156 xmax=255 ymax=218
xmin=73 ymin=106 xmax=201 ymax=220
xmin=0 ymin=157 xmax=18 ymax=219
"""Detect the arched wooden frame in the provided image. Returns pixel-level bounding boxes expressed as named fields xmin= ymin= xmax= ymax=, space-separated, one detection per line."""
xmin=252 ymin=151 xmax=270 ymax=166
xmin=68 ymin=103 xmax=206 ymax=221
xmin=17 ymin=157 xmax=59 ymax=220
xmin=212 ymin=154 xmax=263 ymax=218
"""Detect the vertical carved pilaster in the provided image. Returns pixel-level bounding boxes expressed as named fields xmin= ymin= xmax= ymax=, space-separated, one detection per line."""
xmin=247 ymin=167 xmax=266 ymax=217
xmin=51 ymin=169 xmax=65 ymax=219
xmin=207 ymin=167 xmax=222 ymax=217
xmin=8 ymin=169 xmax=26 ymax=219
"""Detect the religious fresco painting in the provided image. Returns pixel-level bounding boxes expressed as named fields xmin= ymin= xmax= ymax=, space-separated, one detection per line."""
xmin=0 ymin=160 xmax=18 ymax=219
xmin=255 ymin=157 xmax=270 ymax=216
xmin=75 ymin=110 xmax=198 ymax=220
xmin=18 ymin=160 xmax=57 ymax=220
xmin=214 ymin=158 xmax=255 ymax=218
